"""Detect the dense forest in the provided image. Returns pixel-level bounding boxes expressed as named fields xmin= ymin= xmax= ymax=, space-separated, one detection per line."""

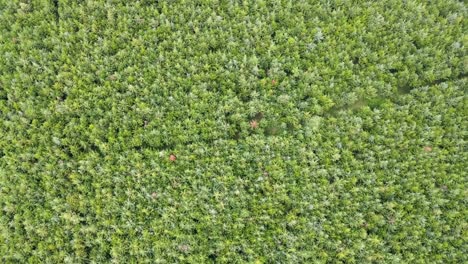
xmin=0 ymin=0 xmax=466 ymax=263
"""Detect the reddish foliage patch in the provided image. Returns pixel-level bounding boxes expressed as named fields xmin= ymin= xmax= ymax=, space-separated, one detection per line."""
xmin=250 ymin=120 xmax=259 ymax=129
xmin=423 ymin=146 xmax=433 ymax=152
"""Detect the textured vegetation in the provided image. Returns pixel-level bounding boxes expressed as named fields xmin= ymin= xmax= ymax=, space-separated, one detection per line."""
xmin=0 ymin=0 xmax=467 ymax=263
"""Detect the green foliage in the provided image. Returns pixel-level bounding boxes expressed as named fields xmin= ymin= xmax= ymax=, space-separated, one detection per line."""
xmin=0 ymin=0 xmax=466 ymax=263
